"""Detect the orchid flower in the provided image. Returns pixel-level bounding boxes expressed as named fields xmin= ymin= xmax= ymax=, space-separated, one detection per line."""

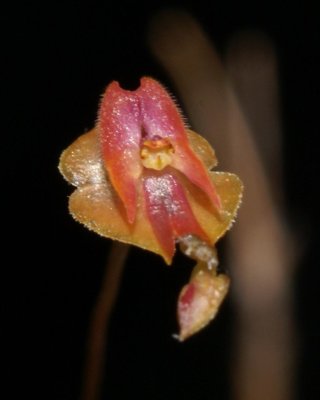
xmin=59 ymin=77 xmax=243 ymax=340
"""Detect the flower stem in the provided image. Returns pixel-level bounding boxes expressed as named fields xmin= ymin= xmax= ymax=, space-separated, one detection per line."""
xmin=81 ymin=242 xmax=130 ymax=400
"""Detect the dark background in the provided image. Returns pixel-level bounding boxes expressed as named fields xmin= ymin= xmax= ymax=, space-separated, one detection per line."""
xmin=3 ymin=1 xmax=319 ymax=399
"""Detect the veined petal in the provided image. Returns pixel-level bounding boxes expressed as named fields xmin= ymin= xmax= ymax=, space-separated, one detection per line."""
xmin=138 ymin=77 xmax=221 ymax=211
xmin=143 ymin=170 xmax=209 ymax=263
xmin=98 ymin=81 xmax=142 ymax=223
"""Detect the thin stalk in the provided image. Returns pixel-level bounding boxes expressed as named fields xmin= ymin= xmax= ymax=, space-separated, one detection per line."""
xmin=81 ymin=242 xmax=130 ymax=400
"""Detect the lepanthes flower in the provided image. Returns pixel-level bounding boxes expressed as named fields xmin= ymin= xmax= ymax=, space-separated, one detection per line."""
xmin=59 ymin=77 xmax=243 ymax=340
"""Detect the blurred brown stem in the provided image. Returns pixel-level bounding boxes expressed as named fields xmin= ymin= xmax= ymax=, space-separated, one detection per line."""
xmin=81 ymin=242 xmax=129 ymax=400
xmin=226 ymin=32 xmax=296 ymax=400
xmin=148 ymin=9 xmax=296 ymax=400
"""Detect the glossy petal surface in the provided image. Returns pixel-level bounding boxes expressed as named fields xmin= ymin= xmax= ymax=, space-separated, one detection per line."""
xmin=59 ymin=130 xmax=242 ymax=262
xmin=186 ymin=129 xmax=217 ymax=170
xmin=59 ymin=130 xmax=163 ymax=256
xmin=143 ymin=171 xmax=209 ymax=262
xmin=178 ymin=171 xmax=243 ymax=245
xmin=98 ymin=82 xmax=142 ymax=223
xmin=59 ymin=77 xmax=244 ymax=341
xmin=138 ymin=78 xmax=221 ymax=209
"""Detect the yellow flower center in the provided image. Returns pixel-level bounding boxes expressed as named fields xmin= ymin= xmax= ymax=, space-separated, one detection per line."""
xmin=140 ymin=138 xmax=174 ymax=170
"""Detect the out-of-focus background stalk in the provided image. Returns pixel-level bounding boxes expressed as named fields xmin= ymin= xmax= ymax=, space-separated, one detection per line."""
xmin=4 ymin=2 xmax=319 ymax=400
xmin=148 ymin=11 xmax=296 ymax=400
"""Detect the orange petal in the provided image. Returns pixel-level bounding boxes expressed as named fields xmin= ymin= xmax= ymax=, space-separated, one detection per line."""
xmin=186 ymin=129 xmax=217 ymax=170
xmin=68 ymin=183 xmax=166 ymax=258
xmin=171 ymin=145 xmax=222 ymax=210
xmin=59 ymin=130 xmax=166 ymax=259
xmin=59 ymin=129 xmax=104 ymax=187
xmin=98 ymin=81 xmax=142 ymax=223
xmin=59 ymin=131 xmax=243 ymax=262
xmin=181 ymin=171 xmax=243 ymax=245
